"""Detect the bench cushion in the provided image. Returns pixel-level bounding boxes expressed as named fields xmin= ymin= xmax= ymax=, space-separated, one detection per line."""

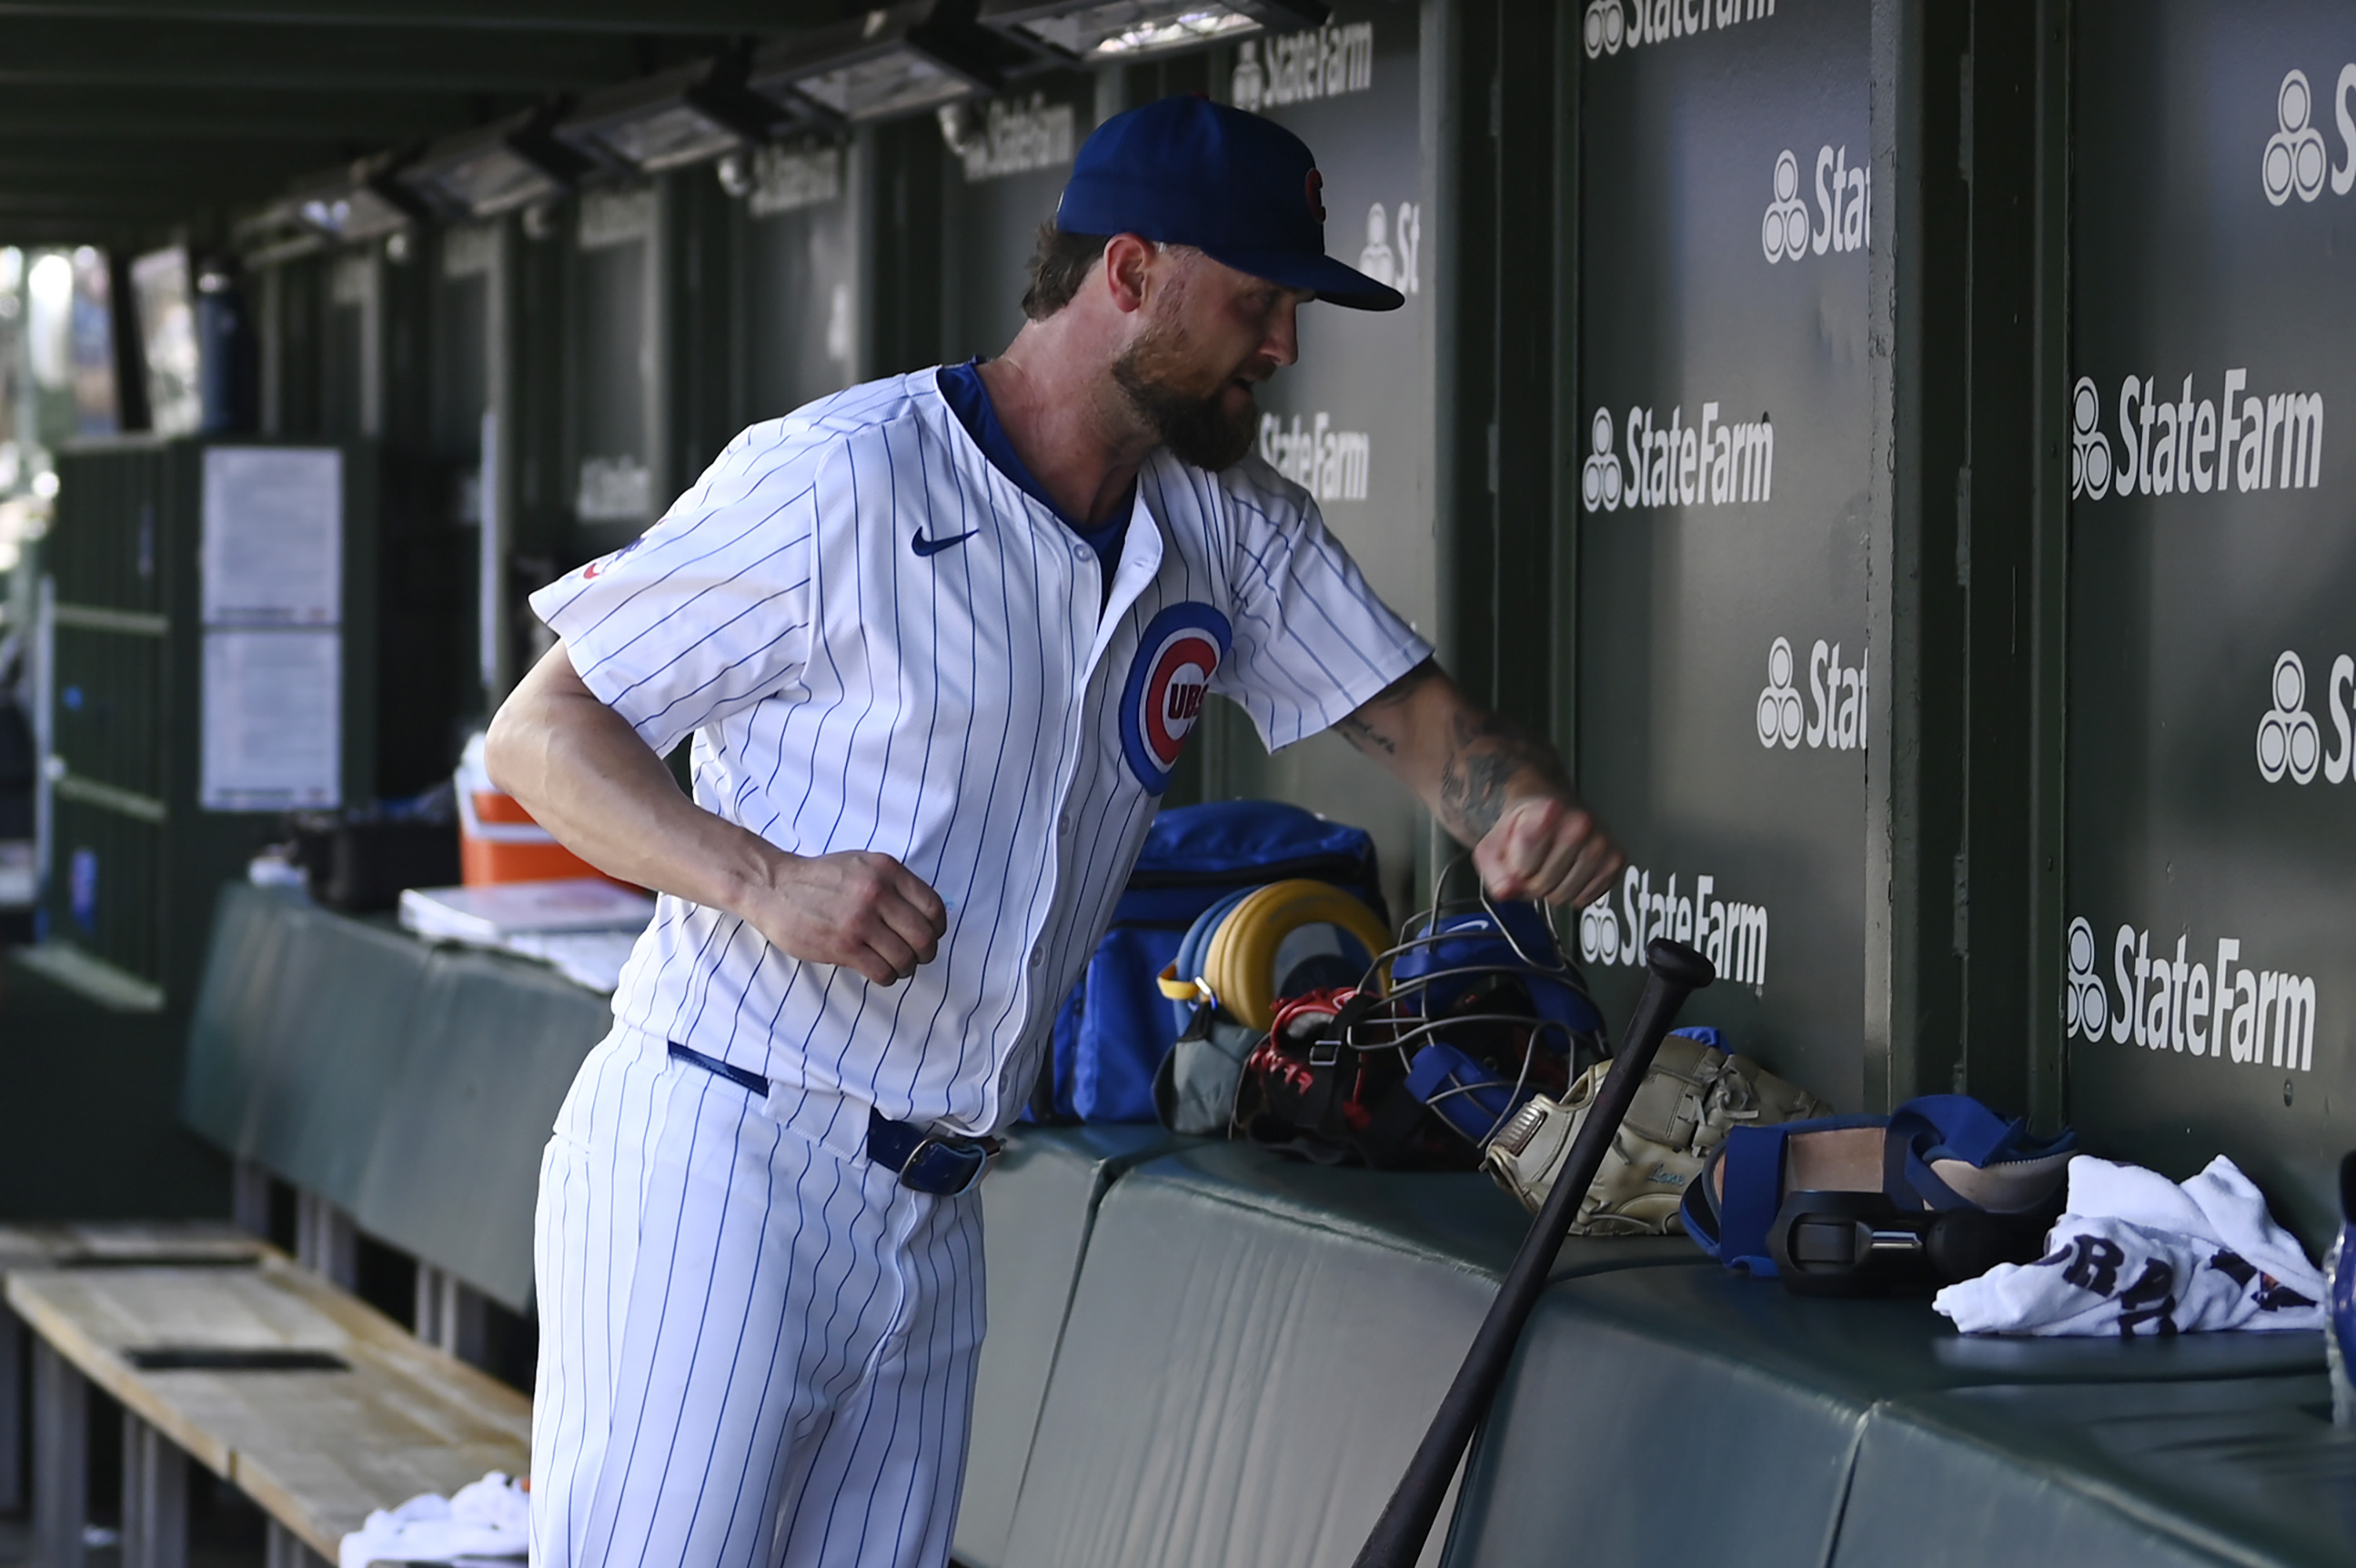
xmin=352 ymin=947 xmax=608 ymax=1312
xmin=1444 ymin=1261 xmax=2332 ymax=1568
xmin=183 ymin=884 xmax=609 ymax=1308
xmin=955 ymin=1123 xmax=1192 ymax=1568
xmin=1835 ymin=1370 xmax=2354 ymax=1567
xmin=183 ymin=886 xmax=431 ymax=1213
xmin=1000 ymin=1144 xmax=1695 ymax=1568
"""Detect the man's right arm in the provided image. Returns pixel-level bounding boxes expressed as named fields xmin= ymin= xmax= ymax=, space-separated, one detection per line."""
xmin=484 ymin=641 xmax=946 ymax=986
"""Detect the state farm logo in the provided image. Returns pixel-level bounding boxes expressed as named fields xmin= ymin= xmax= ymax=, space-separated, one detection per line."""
xmin=1755 ymin=636 xmax=1867 ymax=752
xmin=2069 ymin=369 xmax=2323 ymax=500
xmin=1580 ymin=410 xmax=1624 ymax=511
xmin=951 ymin=93 xmax=1074 ymax=183
xmin=2249 ymin=648 xmax=2356 ymax=786
xmin=1583 ymin=0 xmax=1777 ymax=60
xmin=2256 ymin=652 xmax=2324 ymax=783
xmin=1258 ymin=412 xmax=1369 ymax=503
xmin=2069 ymin=378 xmax=2113 ymax=499
xmin=2261 ymin=67 xmax=2355 ymax=205
xmin=1232 ymin=20 xmax=1374 ymax=111
xmin=2066 ymin=914 xmax=2317 ymax=1073
xmin=1760 ymin=146 xmax=1869 ymax=263
xmin=1580 ymin=865 xmax=1768 ymax=988
xmin=1580 ymin=401 xmax=1773 ymax=513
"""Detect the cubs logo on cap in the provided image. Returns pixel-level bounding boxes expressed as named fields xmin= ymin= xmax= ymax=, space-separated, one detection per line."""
xmin=1120 ymin=602 xmax=1232 ymax=792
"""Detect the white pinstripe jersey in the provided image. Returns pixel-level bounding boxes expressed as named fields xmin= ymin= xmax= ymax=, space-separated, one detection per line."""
xmin=529 ymin=369 xmax=1430 ymax=1145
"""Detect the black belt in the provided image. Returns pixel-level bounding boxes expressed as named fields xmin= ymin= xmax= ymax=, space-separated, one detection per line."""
xmin=666 ymin=1042 xmax=1000 ymax=1196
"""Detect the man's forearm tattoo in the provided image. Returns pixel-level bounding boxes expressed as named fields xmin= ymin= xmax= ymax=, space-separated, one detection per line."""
xmin=1436 ymin=709 xmax=1570 ymax=840
xmin=1334 ymin=661 xmax=1438 ymax=759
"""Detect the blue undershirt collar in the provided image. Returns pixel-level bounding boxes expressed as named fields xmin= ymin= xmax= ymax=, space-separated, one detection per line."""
xmin=936 ymin=358 xmax=1130 ymax=575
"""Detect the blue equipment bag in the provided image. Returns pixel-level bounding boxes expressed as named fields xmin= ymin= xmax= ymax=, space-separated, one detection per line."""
xmin=1032 ymin=800 xmax=1385 ymax=1123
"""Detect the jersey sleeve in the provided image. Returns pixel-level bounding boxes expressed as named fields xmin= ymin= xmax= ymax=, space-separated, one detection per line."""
xmin=1211 ymin=465 xmax=1435 ymax=751
xmin=528 ymin=429 xmax=823 ymax=759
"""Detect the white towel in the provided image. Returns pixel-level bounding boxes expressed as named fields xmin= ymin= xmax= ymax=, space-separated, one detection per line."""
xmin=337 ymin=1472 xmax=528 ymax=1568
xmin=1933 ymin=1155 xmax=2324 ymax=1337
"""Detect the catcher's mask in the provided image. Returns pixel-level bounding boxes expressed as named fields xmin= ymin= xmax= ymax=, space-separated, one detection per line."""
xmin=1343 ymin=877 xmax=1608 ymax=1145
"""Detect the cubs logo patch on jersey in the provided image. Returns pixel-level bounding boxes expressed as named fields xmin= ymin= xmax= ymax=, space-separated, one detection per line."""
xmin=1121 ymin=602 xmax=1232 ymax=793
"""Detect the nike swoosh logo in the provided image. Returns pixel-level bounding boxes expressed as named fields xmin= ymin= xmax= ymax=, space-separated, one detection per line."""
xmin=911 ymin=528 xmax=978 ymax=558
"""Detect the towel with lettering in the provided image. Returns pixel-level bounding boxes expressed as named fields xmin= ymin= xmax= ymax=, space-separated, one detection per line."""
xmin=1933 ymin=1154 xmax=2323 ymax=1337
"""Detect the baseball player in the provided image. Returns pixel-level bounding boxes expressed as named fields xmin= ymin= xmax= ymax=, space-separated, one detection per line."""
xmin=485 ymin=94 xmax=1622 ymax=1568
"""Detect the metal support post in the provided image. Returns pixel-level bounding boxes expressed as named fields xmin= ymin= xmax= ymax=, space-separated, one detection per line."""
xmin=120 ymin=1412 xmax=186 ymax=1568
xmin=265 ymin=1519 xmax=332 ymax=1568
xmin=413 ymin=1265 xmax=490 ymax=1367
xmin=293 ymin=1191 xmax=358 ymax=1290
xmin=30 ymin=1340 xmax=85 ymax=1568
xmin=0 ymin=1304 xmax=26 ymax=1514
xmin=231 ymin=1159 xmax=273 ymax=1239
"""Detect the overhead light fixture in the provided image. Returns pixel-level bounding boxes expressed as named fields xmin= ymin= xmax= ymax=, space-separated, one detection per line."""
xmin=978 ymin=0 xmax=1327 ymax=61
xmin=285 ymin=154 xmax=431 ymax=243
xmin=557 ymin=53 xmax=797 ymax=176
xmin=398 ymin=109 xmax=593 ymax=219
xmin=749 ymin=3 xmax=1022 ymax=127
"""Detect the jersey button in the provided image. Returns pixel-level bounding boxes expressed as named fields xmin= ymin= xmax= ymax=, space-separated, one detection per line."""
xmin=1072 ymin=543 xmax=1088 ymax=561
xmin=1029 ymin=946 xmax=1045 ymax=968
xmin=1059 ymin=813 xmax=1073 ymax=837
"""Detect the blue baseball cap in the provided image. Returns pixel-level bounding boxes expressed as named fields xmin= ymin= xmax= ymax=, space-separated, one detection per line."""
xmin=1055 ymin=95 xmax=1404 ymax=313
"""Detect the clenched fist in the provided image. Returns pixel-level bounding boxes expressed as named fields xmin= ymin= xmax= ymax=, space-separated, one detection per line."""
xmin=745 ymin=850 xmax=949 ymax=987
xmin=1473 ymin=795 xmax=1624 ymax=909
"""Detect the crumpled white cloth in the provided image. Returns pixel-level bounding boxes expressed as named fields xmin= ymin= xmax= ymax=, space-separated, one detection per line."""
xmin=1934 ymin=1155 xmax=2325 ymax=1337
xmin=337 ymin=1472 xmax=528 ymax=1568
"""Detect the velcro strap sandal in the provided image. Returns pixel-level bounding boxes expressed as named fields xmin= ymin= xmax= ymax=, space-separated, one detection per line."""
xmin=1679 ymin=1096 xmax=2075 ymax=1292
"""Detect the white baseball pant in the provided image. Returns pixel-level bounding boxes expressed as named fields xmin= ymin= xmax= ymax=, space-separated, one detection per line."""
xmin=529 ymin=1028 xmax=986 ymax=1568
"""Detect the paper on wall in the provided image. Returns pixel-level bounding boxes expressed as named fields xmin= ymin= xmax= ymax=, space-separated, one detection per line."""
xmin=200 ymin=628 xmax=340 ymax=811
xmin=201 ymin=445 xmax=343 ymax=626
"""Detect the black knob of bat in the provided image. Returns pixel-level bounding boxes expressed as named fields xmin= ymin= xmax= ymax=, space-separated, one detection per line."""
xmin=1643 ymin=938 xmax=1715 ymax=991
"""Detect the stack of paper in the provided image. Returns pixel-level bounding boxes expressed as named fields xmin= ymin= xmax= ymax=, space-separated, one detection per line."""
xmin=504 ymin=929 xmax=647 ymax=994
xmin=398 ymin=880 xmax=655 ymax=993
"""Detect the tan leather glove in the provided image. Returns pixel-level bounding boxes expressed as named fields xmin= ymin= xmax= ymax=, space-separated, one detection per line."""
xmin=1481 ymin=1031 xmax=1831 ymax=1233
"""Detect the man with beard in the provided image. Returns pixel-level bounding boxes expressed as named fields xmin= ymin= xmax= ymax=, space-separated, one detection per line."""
xmin=485 ymin=95 xmax=1622 ymax=1568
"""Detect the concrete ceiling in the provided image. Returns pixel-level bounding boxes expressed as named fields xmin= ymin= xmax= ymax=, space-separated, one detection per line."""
xmin=0 ymin=0 xmax=848 ymax=247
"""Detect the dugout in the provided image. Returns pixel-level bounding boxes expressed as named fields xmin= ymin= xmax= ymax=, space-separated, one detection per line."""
xmin=0 ymin=1 xmax=2351 ymax=1563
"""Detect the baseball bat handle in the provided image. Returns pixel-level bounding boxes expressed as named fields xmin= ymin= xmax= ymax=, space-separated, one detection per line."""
xmin=1350 ymin=938 xmax=1715 ymax=1568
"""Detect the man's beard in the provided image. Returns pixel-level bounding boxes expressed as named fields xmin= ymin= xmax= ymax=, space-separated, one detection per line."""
xmin=1111 ymin=320 xmax=1259 ymax=472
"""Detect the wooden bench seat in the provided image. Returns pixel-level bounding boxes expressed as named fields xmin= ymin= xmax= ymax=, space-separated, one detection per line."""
xmin=0 ymin=1221 xmax=274 ymax=1524
xmin=8 ymin=1250 xmax=529 ymax=1567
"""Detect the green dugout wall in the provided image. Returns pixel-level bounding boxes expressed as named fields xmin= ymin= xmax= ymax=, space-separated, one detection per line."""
xmin=2062 ymin=0 xmax=2356 ymax=1241
xmin=207 ymin=0 xmax=2356 ymax=1247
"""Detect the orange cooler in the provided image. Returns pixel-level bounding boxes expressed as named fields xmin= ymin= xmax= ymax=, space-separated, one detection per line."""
xmin=455 ymin=733 xmax=604 ymax=887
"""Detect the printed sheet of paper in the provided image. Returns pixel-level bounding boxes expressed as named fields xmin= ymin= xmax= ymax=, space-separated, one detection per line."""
xmin=201 ymin=446 xmax=343 ymax=625
xmin=201 ymin=628 xmax=341 ymax=810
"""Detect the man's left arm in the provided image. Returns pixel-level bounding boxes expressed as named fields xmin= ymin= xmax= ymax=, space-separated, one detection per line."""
xmin=1334 ymin=658 xmax=1624 ymax=907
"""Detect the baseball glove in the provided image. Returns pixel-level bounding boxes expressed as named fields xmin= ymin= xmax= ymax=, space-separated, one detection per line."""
xmin=1481 ymin=1029 xmax=1830 ymax=1233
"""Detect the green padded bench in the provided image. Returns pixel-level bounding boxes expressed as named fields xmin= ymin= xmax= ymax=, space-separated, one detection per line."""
xmin=955 ymin=1123 xmax=1195 ymax=1568
xmin=1835 ymin=1372 xmax=2356 ymax=1566
xmin=999 ymin=1142 xmax=1701 ymax=1568
xmin=1443 ymin=1258 xmax=2339 ymax=1568
xmin=183 ymin=882 xmax=611 ymax=1312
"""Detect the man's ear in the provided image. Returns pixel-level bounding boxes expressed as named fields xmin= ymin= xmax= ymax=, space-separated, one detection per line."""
xmin=1102 ymin=234 xmax=1157 ymax=314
